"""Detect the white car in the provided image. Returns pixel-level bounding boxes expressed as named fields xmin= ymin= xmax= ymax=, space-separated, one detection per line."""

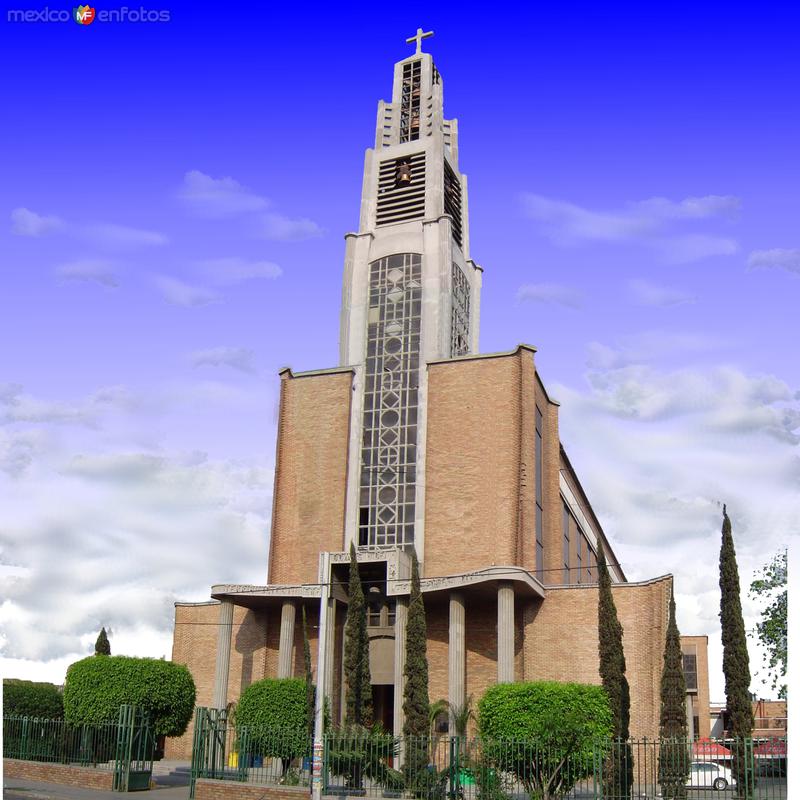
xmin=686 ymin=761 xmax=736 ymax=791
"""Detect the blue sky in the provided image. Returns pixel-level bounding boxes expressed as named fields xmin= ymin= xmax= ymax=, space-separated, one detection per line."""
xmin=1 ymin=2 xmax=797 ymax=701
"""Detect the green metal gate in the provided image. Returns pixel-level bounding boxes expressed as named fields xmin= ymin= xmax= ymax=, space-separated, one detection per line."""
xmin=190 ymin=706 xmax=249 ymax=798
xmin=113 ymin=705 xmax=154 ymax=792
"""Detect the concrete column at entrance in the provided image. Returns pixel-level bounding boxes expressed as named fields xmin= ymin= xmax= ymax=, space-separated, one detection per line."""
xmin=278 ymin=599 xmax=297 ymax=678
xmin=324 ymin=599 xmax=337 ymax=700
xmin=686 ymin=695 xmax=695 ymax=739
xmin=448 ymin=592 xmax=466 ymax=729
xmin=497 ymin=582 xmax=514 ymax=683
xmin=212 ymin=600 xmax=234 ymax=708
xmin=393 ymin=597 xmax=409 ymax=739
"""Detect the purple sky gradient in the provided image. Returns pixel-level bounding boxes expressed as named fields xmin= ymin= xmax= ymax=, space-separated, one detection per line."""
xmin=1 ymin=3 xmax=797 ymax=701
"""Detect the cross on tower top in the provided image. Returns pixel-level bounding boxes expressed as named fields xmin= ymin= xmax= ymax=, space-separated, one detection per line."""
xmin=405 ymin=27 xmax=434 ymax=55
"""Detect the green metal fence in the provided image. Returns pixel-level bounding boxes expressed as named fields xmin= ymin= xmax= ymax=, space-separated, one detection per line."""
xmin=3 ymin=704 xmax=155 ymax=792
xmin=188 ymin=709 xmax=787 ymax=800
xmin=3 ymin=715 xmax=119 ymax=768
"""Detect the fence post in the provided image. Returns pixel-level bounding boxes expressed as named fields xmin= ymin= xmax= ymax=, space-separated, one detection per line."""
xmin=20 ymin=716 xmax=29 ymax=761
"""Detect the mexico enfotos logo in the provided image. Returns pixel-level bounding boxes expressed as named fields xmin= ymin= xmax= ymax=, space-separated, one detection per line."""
xmin=7 ymin=6 xmax=171 ymax=23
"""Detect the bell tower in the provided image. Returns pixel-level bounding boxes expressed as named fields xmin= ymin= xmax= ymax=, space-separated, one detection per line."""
xmin=339 ymin=30 xmax=483 ymax=559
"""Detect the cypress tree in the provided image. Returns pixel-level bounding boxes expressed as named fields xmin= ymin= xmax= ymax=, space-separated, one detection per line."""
xmin=719 ymin=506 xmax=754 ymax=796
xmin=94 ymin=627 xmax=111 ymax=656
xmin=658 ymin=591 xmax=689 ymax=800
xmin=302 ymin=605 xmax=315 ymax=742
xmin=403 ymin=551 xmax=430 ymax=789
xmin=597 ymin=541 xmax=632 ymax=800
xmin=344 ymin=543 xmax=372 ymax=727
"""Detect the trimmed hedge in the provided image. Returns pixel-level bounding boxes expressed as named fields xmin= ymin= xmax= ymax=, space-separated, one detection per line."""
xmin=478 ymin=682 xmax=613 ymax=799
xmin=63 ymin=656 xmax=195 ymax=737
xmin=478 ymin=681 xmax=612 ymax=742
xmin=3 ymin=679 xmax=64 ymax=719
xmin=236 ymin=678 xmax=309 ymax=759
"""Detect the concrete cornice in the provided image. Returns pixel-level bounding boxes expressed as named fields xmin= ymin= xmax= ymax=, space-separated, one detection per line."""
xmin=393 ymin=565 xmax=546 ymax=600
xmin=545 ymin=573 xmax=673 ymax=591
xmin=279 ymin=365 xmax=356 ymax=379
xmin=427 ymin=343 xmax=537 ymax=367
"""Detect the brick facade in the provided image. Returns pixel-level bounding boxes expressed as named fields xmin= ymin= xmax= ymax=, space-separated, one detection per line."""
xmin=170 ymin=346 xmax=680 ymax=751
xmin=268 ymin=368 xmax=353 ymax=585
xmin=166 ymin=601 xmax=269 ymax=760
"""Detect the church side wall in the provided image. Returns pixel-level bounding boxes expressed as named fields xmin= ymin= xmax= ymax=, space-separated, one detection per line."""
xmin=165 ymin=602 xmax=268 ymax=760
xmin=269 ymin=370 xmax=353 ymax=585
xmin=523 ymin=576 xmax=671 ymax=740
xmin=536 ymin=377 xmax=562 ymax=586
xmin=424 ymin=353 xmax=522 ymax=575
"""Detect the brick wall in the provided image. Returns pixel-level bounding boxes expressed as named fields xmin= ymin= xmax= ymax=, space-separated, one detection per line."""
xmin=166 ymin=602 xmax=269 ymax=760
xmin=269 ymin=369 xmax=353 ymax=585
xmin=3 ymin=759 xmax=114 ymax=789
xmin=524 ymin=576 xmax=672 ymax=740
xmin=195 ymin=779 xmax=310 ymax=800
xmin=424 ymin=349 xmax=527 ymax=576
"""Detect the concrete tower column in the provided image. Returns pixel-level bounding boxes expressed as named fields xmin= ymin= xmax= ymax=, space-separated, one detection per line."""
xmin=686 ymin=696 xmax=695 ymax=739
xmin=393 ymin=597 xmax=409 ymax=738
xmin=497 ymin=582 xmax=515 ymax=683
xmin=278 ymin=599 xmax=297 ymax=678
xmin=212 ymin=600 xmax=234 ymax=708
xmin=448 ymin=592 xmax=466 ymax=729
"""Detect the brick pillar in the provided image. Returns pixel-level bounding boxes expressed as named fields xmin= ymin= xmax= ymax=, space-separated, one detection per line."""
xmin=497 ymin=582 xmax=514 ymax=683
xmin=212 ymin=600 xmax=234 ymax=708
xmin=449 ymin=592 xmax=466 ymax=728
xmin=278 ymin=599 xmax=296 ymax=678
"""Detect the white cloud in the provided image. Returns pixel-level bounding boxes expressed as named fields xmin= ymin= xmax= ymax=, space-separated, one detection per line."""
xmin=11 ymin=207 xmax=64 ymax=237
xmin=257 ymin=212 xmax=324 ymax=242
xmin=0 ymin=383 xmax=98 ymax=427
xmin=199 ymin=257 xmax=283 ymax=284
xmin=520 ymin=193 xmax=740 ymax=263
xmin=190 ymin=346 xmax=256 ymax=373
xmin=659 ymin=233 xmax=739 ymax=264
xmin=629 ymin=279 xmax=696 ymax=307
xmin=154 ymin=275 xmax=219 ymax=307
xmin=585 ymin=331 xmax=719 ymax=370
xmin=516 ymin=282 xmax=582 ymax=308
xmin=82 ymin=223 xmax=167 ymax=249
xmin=552 ymin=342 xmax=799 ymax=699
xmin=10 ymin=207 xmax=166 ymax=250
xmin=178 ymin=170 xmax=269 ymax=218
xmin=55 ymin=259 xmax=119 ymax=288
xmin=0 ymin=448 xmax=271 ymax=664
xmin=748 ymin=248 xmax=800 ymax=275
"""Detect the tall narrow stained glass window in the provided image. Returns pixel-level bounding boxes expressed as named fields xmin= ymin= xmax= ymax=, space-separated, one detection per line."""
xmin=450 ymin=263 xmax=470 ymax=357
xmin=535 ymin=407 xmax=544 ymax=580
xmin=358 ymin=253 xmax=422 ymax=549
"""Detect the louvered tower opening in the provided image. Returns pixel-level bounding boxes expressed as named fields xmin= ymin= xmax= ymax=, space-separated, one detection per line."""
xmin=400 ymin=60 xmax=422 ymax=142
xmin=376 ymin=153 xmax=426 ymax=226
xmin=444 ymin=160 xmax=463 ymax=248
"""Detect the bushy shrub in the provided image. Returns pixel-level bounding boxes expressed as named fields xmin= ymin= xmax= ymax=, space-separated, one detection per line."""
xmin=63 ymin=656 xmax=195 ymax=737
xmin=3 ymin=679 xmax=64 ymax=719
xmin=478 ymin=682 xmax=613 ymax=800
xmin=236 ymin=678 xmax=309 ymax=760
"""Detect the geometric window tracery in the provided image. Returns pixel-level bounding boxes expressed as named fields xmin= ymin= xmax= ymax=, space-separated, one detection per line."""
xmin=450 ymin=263 xmax=470 ymax=357
xmin=358 ymin=253 xmax=422 ymax=549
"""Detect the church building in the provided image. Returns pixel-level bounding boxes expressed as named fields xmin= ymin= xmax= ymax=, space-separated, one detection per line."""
xmin=167 ymin=33 xmax=706 ymax=759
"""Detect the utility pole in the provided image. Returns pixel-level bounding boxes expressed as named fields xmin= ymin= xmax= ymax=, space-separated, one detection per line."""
xmin=312 ymin=551 xmax=331 ymax=800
